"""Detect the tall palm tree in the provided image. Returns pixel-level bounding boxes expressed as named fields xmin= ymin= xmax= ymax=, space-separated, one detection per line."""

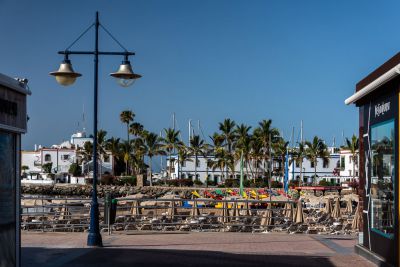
xmin=130 ymin=122 xmax=144 ymax=137
xmin=305 ymin=136 xmax=330 ymax=185
xmin=119 ymin=140 xmax=132 ymax=176
xmin=177 ymin=146 xmax=191 ymax=179
xmin=253 ymin=119 xmax=280 ymax=181
xmin=131 ymin=137 xmax=147 ymax=175
xmin=120 ymin=110 xmax=134 ymax=174
xmin=210 ymin=133 xmax=225 ymax=181
xmin=161 ymin=128 xmax=182 ymax=179
xmin=345 ymin=134 xmax=359 ymax=182
xmin=219 ymin=119 xmax=236 ymax=178
xmin=235 ymin=124 xmax=252 ymax=179
xmin=272 ymin=138 xmax=289 ymax=184
xmin=293 ymin=143 xmax=306 ymax=186
xmin=187 ymin=135 xmax=209 ymax=181
xmin=144 ymin=132 xmax=165 ymax=186
xmin=250 ymin=137 xmax=263 ymax=181
xmin=106 ymin=137 xmax=121 ymax=175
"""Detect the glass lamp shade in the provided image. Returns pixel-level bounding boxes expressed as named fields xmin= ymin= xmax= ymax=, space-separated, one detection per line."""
xmin=110 ymin=60 xmax=141 ymax=87
xmin=49 ymin=60 xmax=82 ymax=86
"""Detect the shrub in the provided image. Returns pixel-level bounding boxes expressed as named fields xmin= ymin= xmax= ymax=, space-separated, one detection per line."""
xmin=68 ymin=163 xmax=82 ymax=177
xmin=42 ymin=162 xmax=53 ymax=173
xmin=243 ymin=179 xmax=251 ymax=187
xmin=288 ymin=180 xmax=299 ymax=188
xmin=270 ymin=181 xmax=283 ymax=188
xmin=193 ymin=179 xmax=203 ymax=186
xmin=224 ymin=179 xmax=239 ymax=187
xmin=115 ymin=176 xmax=136 ymax=186
xmin=166 ymin=179 xmax=194 ymax=187
xmin=251 ymin=178 xmax=268 ymax=188
xmin=318 ymin=179 xmax=330 ymax=186
xmin=101 ymin=174 xmax=115 ymax=185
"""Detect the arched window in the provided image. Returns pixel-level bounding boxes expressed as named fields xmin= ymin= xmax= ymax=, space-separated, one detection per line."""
xmin=44 ymin=154 xmax=51 ymax=162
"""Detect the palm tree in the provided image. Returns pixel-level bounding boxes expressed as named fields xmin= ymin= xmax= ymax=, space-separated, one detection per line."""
xmin=210 ymin=133 xmax=225 ymax=181
xmin=120 ymin=110 xmax=135 ymax=141
xmin=106 ymin=137 xmax=121 ymax=175
xmin=120 ymin=140 xmax=132 ymax=176
xmin=177 ymin=146 xmax=192 ymax=179
xmin=161 ymin=128 xmax=182 ymax=179
xmin=293 ymin=143 xmax=306 ymax=186
xmin=345 ymin=134 xmax=359 ymax=182
xmin=253 ymin=119 xmax=279 ymax=181
xmin=249 ymin=137 xmax=263 ymax=181
xmin=144 ymin=132 xmax=165 ymax=186
xmin=120 ymin=110 xmax=134 ymax=174
xmin=130 ymin=122 xmax=144 ymax=137
xmin=235 ymin=124 xmax=252 ymax=180
xmin=305 ymin=136 xmax=330 ymax=185
xmin=272 ymin=138 xmax=289 ymax=184
xmin=131 ymin=137 xmax=147 ymax=175
xmin=219 ymin=118 xmax=236 ymax=178
xmin=187 ymin=135 xmax=209 ymax=181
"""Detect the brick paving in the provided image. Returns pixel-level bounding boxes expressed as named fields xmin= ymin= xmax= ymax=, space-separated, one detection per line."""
xmin=22 ymin=232 xmax=376 ymax=267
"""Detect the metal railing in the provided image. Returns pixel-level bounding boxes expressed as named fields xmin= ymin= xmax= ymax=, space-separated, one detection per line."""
xmin=21 ymin=196 xmax=357 ymax=234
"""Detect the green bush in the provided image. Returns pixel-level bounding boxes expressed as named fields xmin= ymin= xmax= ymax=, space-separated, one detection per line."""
xmin=193 ymin=179 xmax=203 ymax=186
xmin=250 ymin=178 xmax=268 ymax=188
xmin=166 ymin=179 xmax=194 ymax=187
xmin=101 ymin=174 xmax=115 ymax=185
xmin=243 ymin=179 xmax=251 ymax=187
xmin=224 ymin=179 xmax=239 ymax=187
xmin=318 ymin=179 xmax=330 ymax=186
xmin=68 ymin=163 xmax=82 ymax=176
xmin=270 ymin=180 xmax=283 ymax=188
xmin=205 ymin=179 xmax=217 ymax=186
xmin=42 ymin=162 xmax=53 ymax=173
xmin=288 ymin=180 xmax=299 ymax=188
xmin=115 ymin=176 xmax=137 ymax=186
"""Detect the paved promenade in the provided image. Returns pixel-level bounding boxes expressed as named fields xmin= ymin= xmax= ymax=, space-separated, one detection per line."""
xmin=22 ymin=232 xmax=375 ymax=267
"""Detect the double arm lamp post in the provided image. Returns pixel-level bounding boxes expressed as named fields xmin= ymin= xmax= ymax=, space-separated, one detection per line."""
xmin=49 ymin=12 xmax=141 ymax=247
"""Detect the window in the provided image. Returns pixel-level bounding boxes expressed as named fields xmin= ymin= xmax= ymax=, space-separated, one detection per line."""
xmin=196 ymin=159 xmax=200 ymax=167
xmin=44 ymin=154 xmax=51 ymax=162
xmin=62 ymin=155 xmax=69 ymax=160
xmin=310 ymin=161 xmax=314 ymax=168
xmin=182 ymin=161 xmax=186 ymax=167
xmin=103 ymin=155 xmax=110 ymax=163
xmin=371 ymin=119 xmax=395 ymax=238
xmin=323 ymin=161 xmax=328 ymax=168
xmin=340 ymin=156 xmax=345 ymax=171
xmin=295 ymin=161 xmax=300 ymax=168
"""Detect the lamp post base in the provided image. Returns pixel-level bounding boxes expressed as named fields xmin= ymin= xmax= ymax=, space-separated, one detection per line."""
xmin=87 ymin=201 xmax=103 ymax=247
xmin=87 ymin=232 xmax=103 ymax=247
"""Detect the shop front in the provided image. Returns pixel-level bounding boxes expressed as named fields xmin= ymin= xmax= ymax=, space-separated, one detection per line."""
xmin=345 ymin=52 xmax=400 ymax=266
xmin=0 ymin=73 xmax=30 ymax=267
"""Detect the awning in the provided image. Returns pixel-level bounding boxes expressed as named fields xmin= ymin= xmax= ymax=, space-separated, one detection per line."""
xmin=345 ymin=64 xmax=400 ymax=105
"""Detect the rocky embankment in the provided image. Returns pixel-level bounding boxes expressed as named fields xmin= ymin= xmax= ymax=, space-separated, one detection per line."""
xmin=22 ymin=184 xmax=203 ymax=198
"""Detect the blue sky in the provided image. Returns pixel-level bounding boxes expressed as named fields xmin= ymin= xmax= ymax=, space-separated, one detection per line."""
xmin=1 ymin=0 xmax=399 ymax=151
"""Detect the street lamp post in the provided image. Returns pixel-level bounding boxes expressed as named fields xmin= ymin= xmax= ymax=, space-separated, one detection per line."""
xmin=50 ymin=12 xmax=141 ymax=247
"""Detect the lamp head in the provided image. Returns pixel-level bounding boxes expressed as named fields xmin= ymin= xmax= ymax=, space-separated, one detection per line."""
xmin=110 ymin=60 xmax=141 ymax=87
xmin=49 ymin=59 xmax=81 ymax=86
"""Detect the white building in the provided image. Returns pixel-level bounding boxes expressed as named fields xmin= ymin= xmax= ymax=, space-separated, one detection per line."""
xmin=339 ymin=149 xmax=359 ymax=180
xmin=21 ymin=131 xmax=113 ymax=180
xmin=167 ymin=155 xmax=265 ymax=184
xmin=166 ymin=146 xmax=359 ymax=186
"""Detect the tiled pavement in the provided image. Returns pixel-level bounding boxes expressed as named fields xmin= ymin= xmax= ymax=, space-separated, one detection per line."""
xmin=22 ymin=232 xmax=376 ymax=267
